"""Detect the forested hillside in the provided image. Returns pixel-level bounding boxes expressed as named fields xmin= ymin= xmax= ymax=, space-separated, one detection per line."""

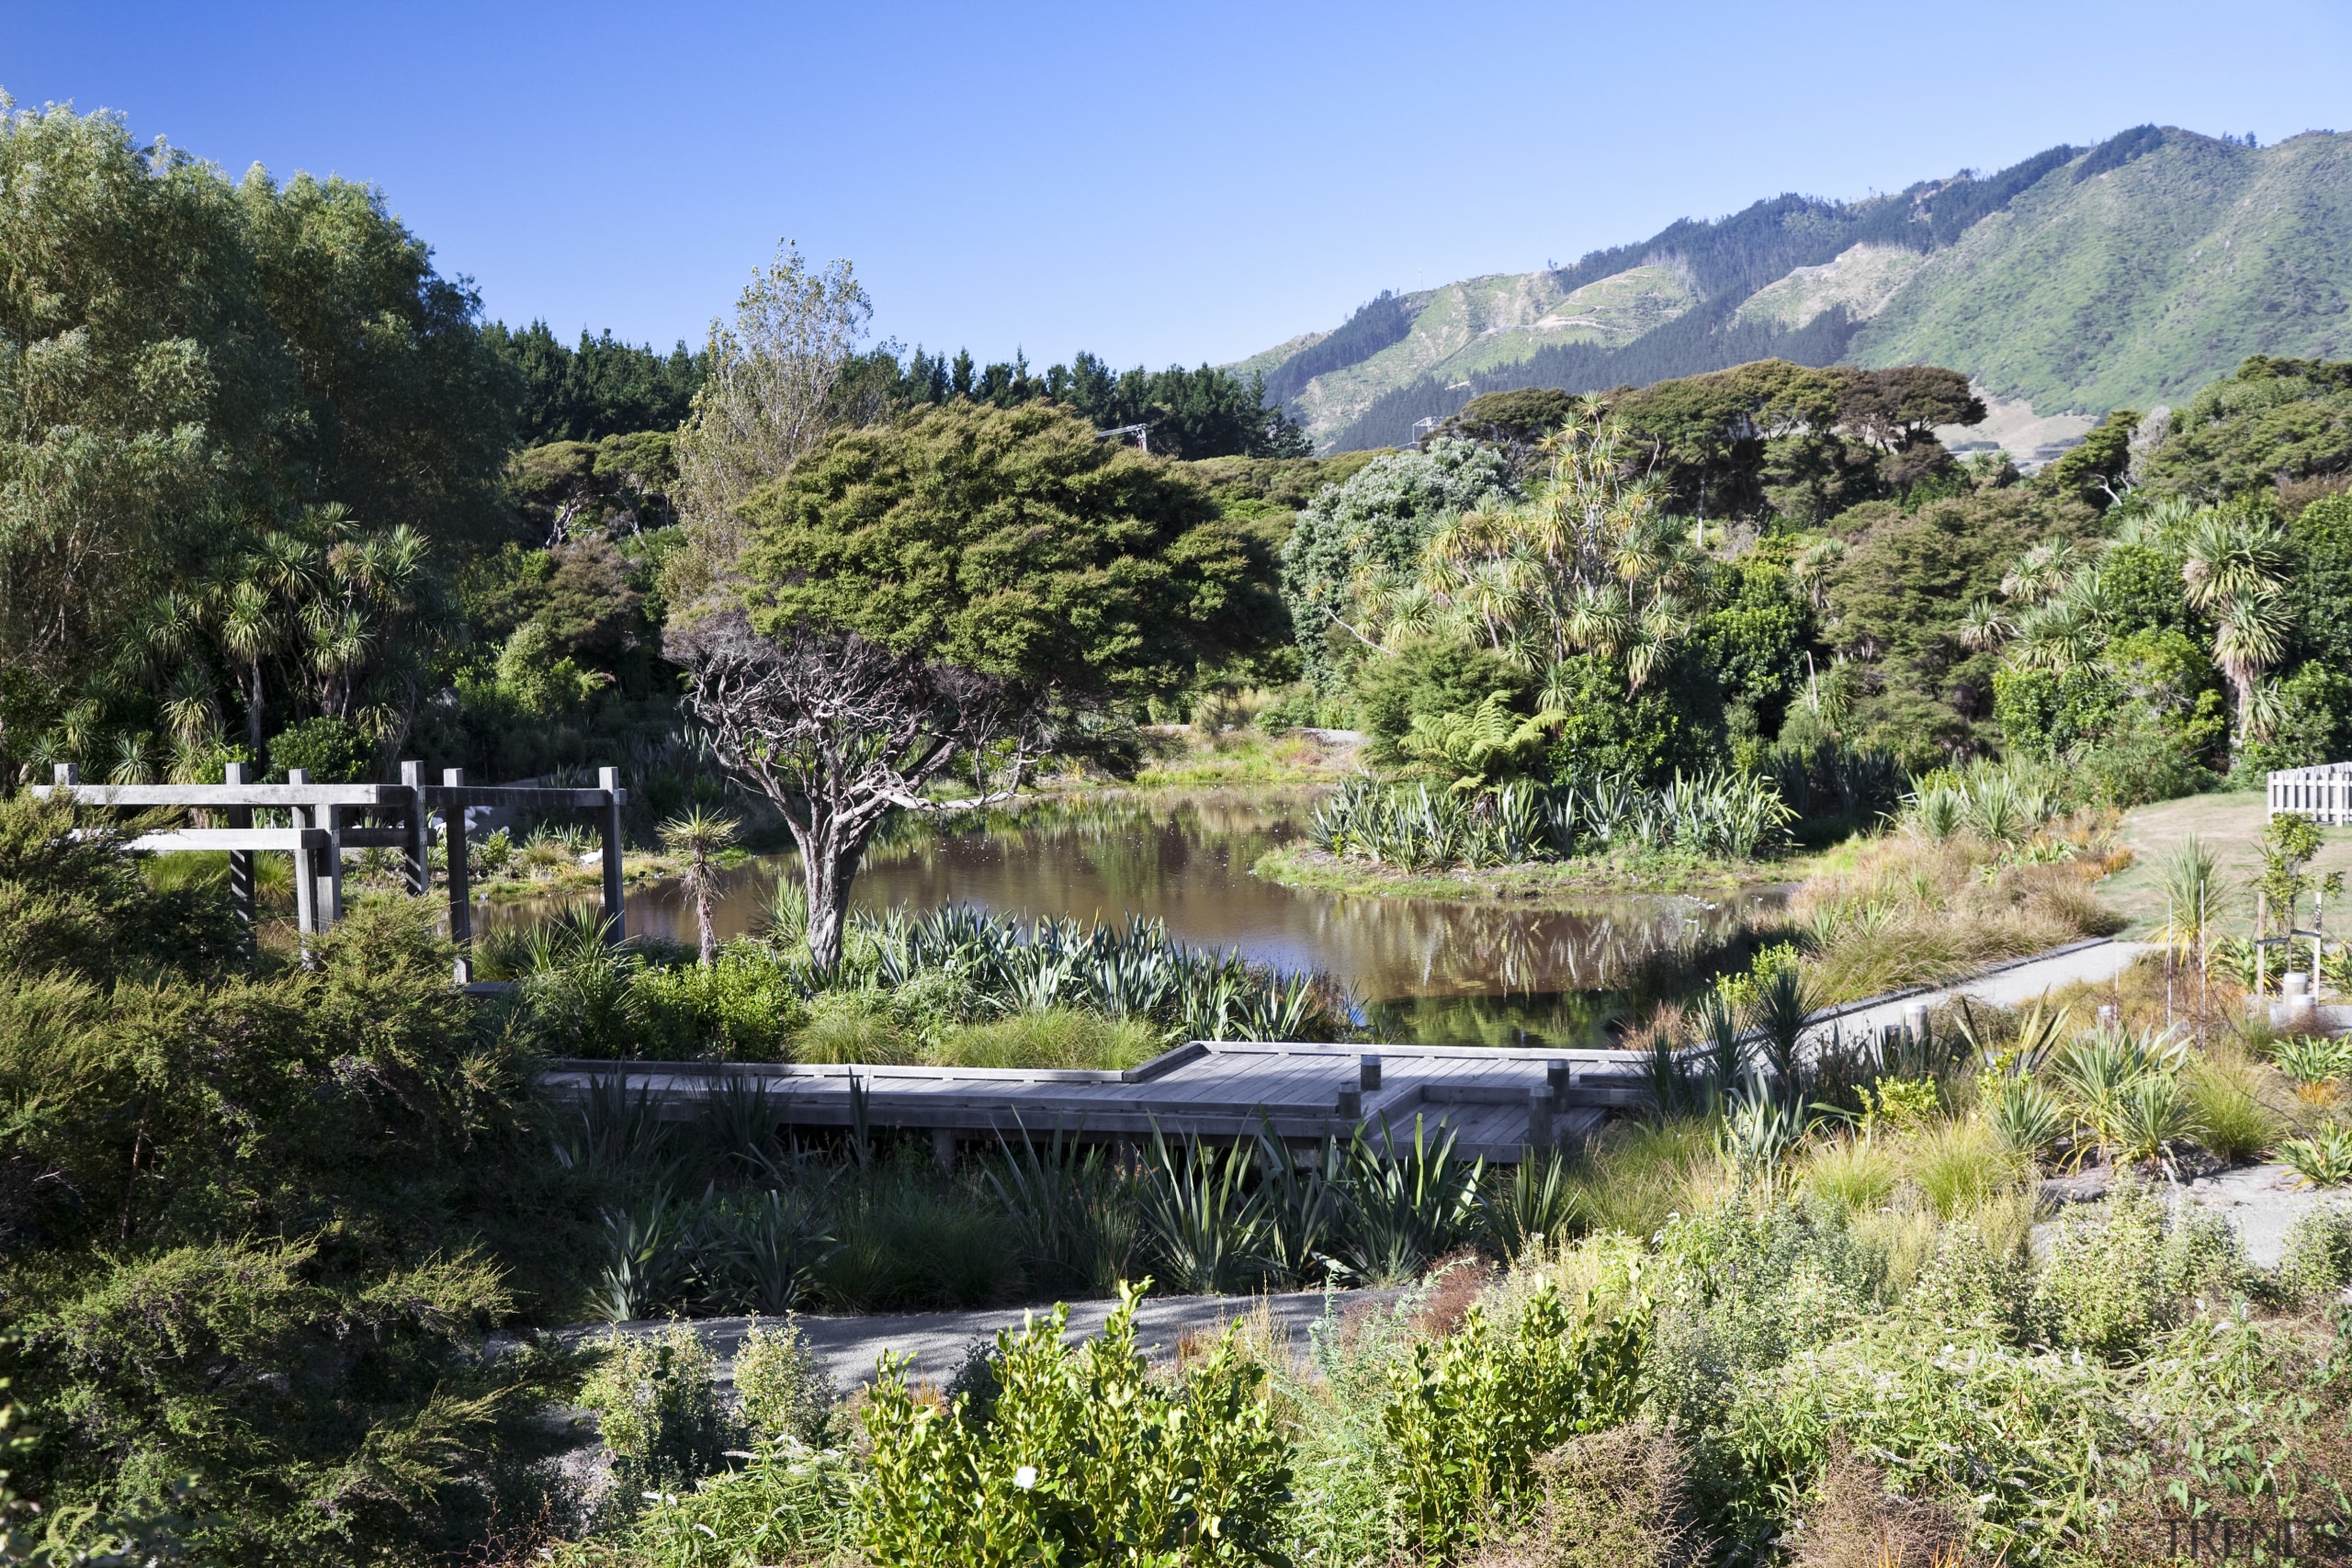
xmin=1251 ymin=127 xmax=2352 ymax=452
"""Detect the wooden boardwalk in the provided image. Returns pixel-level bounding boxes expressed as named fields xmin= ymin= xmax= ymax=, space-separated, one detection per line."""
xmin=540 ymin=1039 xmax=1656 ymax=1165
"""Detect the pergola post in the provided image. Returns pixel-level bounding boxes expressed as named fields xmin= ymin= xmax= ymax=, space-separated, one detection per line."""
xmin=443 ymin=768 xmax=471 ymax=982
xmin=597 ymin=765 xmax=627 ymax=944
xmin=399 ymin=760 xmax=429 ymax=896
xmin=286 ymin=769 xmax=341 ymax=931
xmin=223 ymin=761 xmax=255 ymax=949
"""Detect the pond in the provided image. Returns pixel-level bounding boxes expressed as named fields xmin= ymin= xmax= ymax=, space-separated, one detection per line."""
xmin=480 ymin=789 xmax=1783 ymax=1048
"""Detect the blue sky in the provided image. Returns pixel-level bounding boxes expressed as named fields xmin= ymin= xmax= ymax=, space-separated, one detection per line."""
xmin=9 ymin=2 xmax=2349 ymax=370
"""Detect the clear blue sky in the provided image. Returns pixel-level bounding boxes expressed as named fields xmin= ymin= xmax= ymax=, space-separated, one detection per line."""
xmin=9 ymin=2 xmax=2349 ymax=370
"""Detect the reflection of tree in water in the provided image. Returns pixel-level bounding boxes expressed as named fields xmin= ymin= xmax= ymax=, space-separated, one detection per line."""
xmin=1285 ymin=892 xmax=1758 ymax=998
xmin=867 ymin=789 xmax=1314 ymax=908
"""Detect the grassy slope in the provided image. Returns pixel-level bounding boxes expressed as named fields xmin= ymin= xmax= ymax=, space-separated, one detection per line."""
xmin=1290 ymin=265 xmax=1697 ymax=441
xmin=1853 ymin=130 xmax=2352 ymax=413
xmin=2099 ymin=787 xmax=2352 ymax=936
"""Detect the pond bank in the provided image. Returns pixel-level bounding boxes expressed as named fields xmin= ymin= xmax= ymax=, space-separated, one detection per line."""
xmin=1251 ymin=841 xmax=1775 ymax=905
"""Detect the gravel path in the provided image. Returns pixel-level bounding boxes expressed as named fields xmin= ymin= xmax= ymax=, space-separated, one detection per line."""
xmin=1813 ymin=939 xmax=2154 ymax=1048
xmin=575 ymin=1287 xmax=1406 ymax=1393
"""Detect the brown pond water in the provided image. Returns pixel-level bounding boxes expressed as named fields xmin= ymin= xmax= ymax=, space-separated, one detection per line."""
xmin=480 ymin=789 xmax=1783 ymax=1048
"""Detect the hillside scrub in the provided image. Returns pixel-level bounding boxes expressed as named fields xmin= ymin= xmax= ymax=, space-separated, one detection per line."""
xmin=0 ymin=792 xmax=586 ymax=1566
xmin=548 ymin=1006 xmax=2352 ymax=1568
xmin=1785 ymin=770 xmax=2132 ymax=1000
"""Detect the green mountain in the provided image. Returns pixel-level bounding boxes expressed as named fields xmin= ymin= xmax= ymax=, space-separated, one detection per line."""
xmin=1250 ymin=127 xmax=2352 ymax=453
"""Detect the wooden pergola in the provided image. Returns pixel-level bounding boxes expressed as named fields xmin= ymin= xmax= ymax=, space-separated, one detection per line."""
xmin=36 ymin=761 xmax=628 ymax=976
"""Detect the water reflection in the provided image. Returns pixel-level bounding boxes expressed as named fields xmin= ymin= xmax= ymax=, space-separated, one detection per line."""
xmin=481 ymin=789 xmax=1780 ymax=1048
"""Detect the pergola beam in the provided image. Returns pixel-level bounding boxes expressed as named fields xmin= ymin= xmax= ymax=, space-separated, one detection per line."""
xmin=37 ymin=760 xmax=630 ymax=976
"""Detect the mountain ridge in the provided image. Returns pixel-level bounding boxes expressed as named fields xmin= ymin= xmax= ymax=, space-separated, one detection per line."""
xmin=1245 ymin=127 xmax=2352 ymax=453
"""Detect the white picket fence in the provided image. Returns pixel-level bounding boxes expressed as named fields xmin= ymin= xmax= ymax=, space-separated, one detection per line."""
xmin=2268 ymin=761 xmax=2352 ymax=825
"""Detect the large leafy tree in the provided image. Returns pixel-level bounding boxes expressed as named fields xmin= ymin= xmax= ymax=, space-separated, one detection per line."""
xmin=677 ymin=400 xmax=1283 ymax=968
xmin=0 ymin=100 xmax=514 ymax=776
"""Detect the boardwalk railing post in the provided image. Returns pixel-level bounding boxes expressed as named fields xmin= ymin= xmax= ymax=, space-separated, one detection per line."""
xmin=597 ymin=765 xmax=627 ymax=944
xmin=443 ymin=768 xmax=471 ymax=982
xmin=399 ymin=760 xmax=428 ymax=897
xmin=1359 ymin=1054 xmax=1382 ymax=1090
xmin=1335 ymin=1084 xmax=1363 ymax=1120
xmin=224 ymin=761 xmax=255 ymax=950
xmin=1527 ymin=1088 xmax=1555 ymax=1151
xmin=1545 ymin=1059 xmax=1570 ymax=1098
xmin=52 ymin=762 xmax=76 ymax=786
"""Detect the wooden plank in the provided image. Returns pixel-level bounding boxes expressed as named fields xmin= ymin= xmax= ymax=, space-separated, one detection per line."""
xmin=37 ymin=783 xmax=397 ymax=807
xmin=420 ymin=785 xmax=617 ymax=809
xmin=127 ymin=828 xmax=330 ymax=852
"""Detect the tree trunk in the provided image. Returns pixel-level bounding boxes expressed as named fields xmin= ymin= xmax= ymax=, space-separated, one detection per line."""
xmin=798 ymin=829 xmax=869 ymax=975
xmin=245 ymin=661 xmax=266 ymax=755
xmin=695 ymin=857 xmax=718 ymax=968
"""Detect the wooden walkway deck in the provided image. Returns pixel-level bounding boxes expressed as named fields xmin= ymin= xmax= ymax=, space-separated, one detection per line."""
xmin=540 ymin=1040 xmax=1655 ymax=1165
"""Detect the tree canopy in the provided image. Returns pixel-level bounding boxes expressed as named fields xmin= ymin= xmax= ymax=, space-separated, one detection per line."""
xmin=0 ymin=100 xmax=514 ymax=774
xmin=738 ymin=400 xmax=1283 ymax=692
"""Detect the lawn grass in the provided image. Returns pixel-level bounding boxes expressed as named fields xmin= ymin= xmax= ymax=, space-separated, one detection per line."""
xmin=2100 ymin=786 xmax=2352 ymax=935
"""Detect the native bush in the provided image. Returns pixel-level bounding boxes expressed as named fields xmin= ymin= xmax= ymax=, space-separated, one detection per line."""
xmin=1378 ymin=1283 xmax=1649 ymax=1560
xmin=859 ymin=1281 xmax=1293 ymax=1568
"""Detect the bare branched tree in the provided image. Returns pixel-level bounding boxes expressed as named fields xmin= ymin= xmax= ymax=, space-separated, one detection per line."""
xmin=669 ymin=243 xmax=871 ymax=612
xmin=673 ymin=612 xmax=1054 ymax=970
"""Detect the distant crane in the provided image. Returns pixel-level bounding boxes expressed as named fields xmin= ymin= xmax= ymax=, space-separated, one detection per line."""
xmin=1095 ymin=422 xmax=1152 ymax=454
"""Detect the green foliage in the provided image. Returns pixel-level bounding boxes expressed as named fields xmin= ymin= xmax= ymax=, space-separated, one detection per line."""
xmin=1538 ymin=651 xmax=1724 ymax=785
xmin=1695 ymin=553 xmax=1809 ymax=739
xmin=2278 ymin=1125 xmax=2352 ymax=1187
xmin=486 ymin=321 xmax=706 ymax=446
xmin=738 ymin=400 xmax=1283 ymax=698
xmin=0 ymin=101 xmax=515 ymax=772
xmin=2030 ymin=1179 xmax=2177 ymax=1359
xmin=1308 ymin=768 xmax=1795 ymax=871
xmin=1378 ymin=1284 xmax=1648 ymax=1559
xmin=599 ymin=1436 xmax=857 ymax=1568
xmin=1352 ymin=641 xmax=1532 ymax=765
xmin=579 ymin=1323 xmax=736 ymax=1510
xmin=2041 ymin=406 xmax=2141 ymax=509
xmin=0 ymin=791 xmax=579 ymax=1565
xmin=1397 ymin=692 xmax=1565 ymax=791
xmin=265 ymin=715 xmax=372 ymax=782
xmin=861 ymin=345 xmax=1307 ymax=461
xmin=2142 ymin=355 xmax=2352 ymax=499
xmin=731 ymin=1319 xmax=833 ymax=1448
xmin=1279 ymin=444 xmax=1518 ymax=693
xmin=859 ymin=1281 xmax=1292 ymax=1568
xmin=1822 ymin=489 xmax=2102 ymax=761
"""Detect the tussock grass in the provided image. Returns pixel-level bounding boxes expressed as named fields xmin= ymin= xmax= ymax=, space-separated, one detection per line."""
xmin=1802 ymin=1135 xmax=1899 ymax=1218
xmin=1791 ymin=827 xmax=2128 ymax=1001
xmin=1565 ymin=1120 xmax=1726 ymax=1240
xmin=925 ymin=1009 xmax=1164 ymax=1070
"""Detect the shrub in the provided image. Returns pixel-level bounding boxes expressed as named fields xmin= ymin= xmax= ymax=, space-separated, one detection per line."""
xmin=633 ymin=953 xmax=809 ymax=1061
xmin=859 ymin=1281 xmax=1292 ymax=1568
xmin=1378 ymin=1282 xmax=1649 ymax=1559
xmin=1471 ymin=1419 xmax=1693 ymax=1568
xmin=2030 ymin=1180 xmax=2173 ymax=1360
xmin=2278 ymin=1124 xmax=2352 ymax=1187
xmin=2274 ymin=1207 xmax=2352 ymax=1303
xmin=733 ymin=1318 xmax=833 ymax=1447
xmin=610 ymin=1438 xmax=858 ymax=1568
xmin=579 ymin=1322 xmax=736 ymax=1520
xmin=266 ymin=715 xmax=372 ymax=781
